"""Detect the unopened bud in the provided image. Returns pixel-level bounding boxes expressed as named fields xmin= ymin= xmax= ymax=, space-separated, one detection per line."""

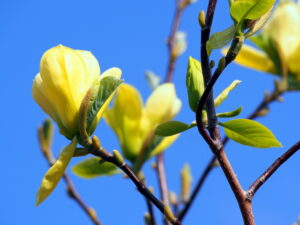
xmin=164 ymin=205 xmax=176 ymax=223
xmin=256 ymin=108 xmax=270 ymax=117
xmin=88 ymin=208 xmax=98 ymax=222
xmin=180 ymin=164 xmax=192 ymax=202
xmin=148 ymin=186 xmax=154 ymax=194
xmin=199 ymin=11 xmax=206 ymax=28
xmin=91 ymin=136 xmax=101 ymax=150
xmin=172 ymin=31 xmax=187 ymax=58
xmin=144 ymin=213 xmax=151 ymax=225
xmin=217 ymin=57 xmax=226 ymax=73
xmin=113 ymin=150 xmax=125 ymax=166
xmin=169 ymin=191 xmax=177 ymax=205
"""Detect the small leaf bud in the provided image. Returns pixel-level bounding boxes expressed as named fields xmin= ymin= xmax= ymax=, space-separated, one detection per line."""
xmin=113 ymin=150 xmax=125 ymax=166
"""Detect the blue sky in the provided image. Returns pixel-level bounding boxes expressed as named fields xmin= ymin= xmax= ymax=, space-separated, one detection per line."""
xmin=1 ymin=0 xmax=300 ymax=225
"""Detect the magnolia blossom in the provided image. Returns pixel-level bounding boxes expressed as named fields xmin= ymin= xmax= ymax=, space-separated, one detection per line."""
xmin=228 ymin=0 xmax=300 ymax=90
xmin=104 ymin=83 xmax=181 ymax=161
xmin=32 ymin=45 xmax=121 ymax=139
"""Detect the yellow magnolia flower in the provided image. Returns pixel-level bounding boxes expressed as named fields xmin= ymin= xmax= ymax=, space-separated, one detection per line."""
xmin=104 ymin=83 xmax=181 ymax=161
xmin=227 ymin=0 xmax=300 ymax=90
xmin=32 ymin=45 xmax=121 ymax=139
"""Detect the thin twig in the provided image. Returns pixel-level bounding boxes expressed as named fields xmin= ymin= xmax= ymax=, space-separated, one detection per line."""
xmin=38 ymin=127 xmax=102 ymax=225
xmin=247 ymin=141 xmax=300 ymax=199
xmin=157 ymin=1 xmax=188 ymax=224
xmin=179 ymin=87 xmax=284 ymax=220
xmin=195 ymin=0 xmax=256 ymax=224
xmin=165 ymin=1 xmax=184 ymax=83
xmin=88 ymin=137 xmax=182 ymax=225
xmin=145 ymin=198 xmax=157 ymax=225
xmin=177 ymin=156 xmax=216 ymax=220
xmin=156 ymin=153 xmax=171 ymax=225
xmin=62 ymin=174 xmax=101 ymax=225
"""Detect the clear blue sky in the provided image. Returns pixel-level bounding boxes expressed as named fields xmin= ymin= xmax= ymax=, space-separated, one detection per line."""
xmin=1 ymin=0 xmax=300 ymax=225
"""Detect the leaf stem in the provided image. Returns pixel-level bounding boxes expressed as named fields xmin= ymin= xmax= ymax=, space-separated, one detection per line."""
xmin=158 ymin=1 xmax=189 ymax=224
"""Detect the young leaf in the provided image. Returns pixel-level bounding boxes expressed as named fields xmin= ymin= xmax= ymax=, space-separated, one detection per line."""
xmin=72 ymin=157 xmax=119 ymax=178
xmin=206 ymin=25 xmax=236 ymax=55
xmin=36 ymin=137 xmax=77 ymax=206
xmin=217 ymin=106 xmax=242 ymax=118
xmin=155 ymin=121 xmax=196 ymax=136
xmin=149 ymin=135 xmax=179 ymax=158
xmin=214 ymin=80 xmax=241 ymax=107
xmin=230 ymin=0 xmax=275 ymax=23
xmin=245 ymin=8 xmax=272 ymax=38
xmin=219 ymin=119 xmax=282 ymax=148
xmin=87 ymin=76 xmax=122 ymax=134
xmin=186 ymin=57 xmax=204 ymax=112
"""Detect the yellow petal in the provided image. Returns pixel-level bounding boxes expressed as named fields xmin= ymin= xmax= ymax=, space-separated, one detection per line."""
xmin=32 ymin=74 xmax=71 ymax=138
xmin=145 ymin=83 xmax=181 ymax=126
xmin=288 ymin=44 xmax=300 ymax=80
xmin=36 ymin=45 xmax=100 ymax=138
xmin=223 ymin=45 xmax=276 ymax=74
xmin=262 ymin=1 xmax=300 ymax=60
xmin=104 ymin=84 xmax=144 ymax=160
xmin=36 ymin=137 xmax=77 ymax=206
xmin=150 ymin=134 xmax=179 ymax=157
xmin=101 ymin=67 xmax=122 ymax=79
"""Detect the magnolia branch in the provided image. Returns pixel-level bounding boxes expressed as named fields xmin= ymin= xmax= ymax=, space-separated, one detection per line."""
xmin=157 ymin=1 xmax=189 ymax=224
xmin=37 ymin=126 xmax=102 ymax=225
xmin=88 ymin=136 xmax=182 ymax=225
xmin=179 ymin=87 xmax=285 ymax=220
xmin=247 ymin=141 xmax=300 ymax=199
xmin=195 ymin=0 xmax=256 ymax=224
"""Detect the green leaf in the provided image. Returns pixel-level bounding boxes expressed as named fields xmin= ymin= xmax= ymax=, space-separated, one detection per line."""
xmin=206 ymin=25 xmax=236 ymax=55
xmin=219 ymin=119 xmax=282 ymax=148
xmin=72 ymin=157 xmax=119 ymax=179
xmin=214 ymin=80 xmax=241 ymax=107
xmin=87 ymin=76 xmax=122 ymax=134
xmin=36 ymin=137 xmax=77 ymax=206
xmin=186 ymin=57 xmax=204 ymax=112
xmin=230 ymin=0 xmax=275 ymax=23
xmin=217 ymin=106 xmax=242 ymax=118
xmin=155 ymin=121 xmax=196 ymax=137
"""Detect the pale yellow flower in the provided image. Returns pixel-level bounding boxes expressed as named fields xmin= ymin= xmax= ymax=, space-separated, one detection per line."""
xmin=104 ymin=83 xmax=181 ymax=161
xmin=226 ymin=0 xmax=300 ymax=90
xmin=32 ymin=45 xmax=121 ymax=139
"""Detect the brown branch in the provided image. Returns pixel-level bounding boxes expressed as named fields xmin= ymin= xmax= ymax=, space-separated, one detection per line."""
xmin=156 ymin=153 xmax=171 ymax=225
xmin=145 ymin=198 xmax=157 ymax=225
xmin=180 ymin=86 xmax=285 ymax=220
xmin=88 ymin=136 xmax=182 ymax=225
xmin=195 ymin=0 xmax=256 ymax=224
xmin=247 ymin=141 xmax=300 ymax=199
xmin=177 ymin=156 xmax=216 ymax=220
xmin=165 ymin=0 xmax=185 ymax=83
xmin=62 ymin=174 xmax=101 ymax=225
xmin=38 ymin=126 xmax=102 ymax=225
xmin=157 ymin=1 xmax=190 ymax=224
